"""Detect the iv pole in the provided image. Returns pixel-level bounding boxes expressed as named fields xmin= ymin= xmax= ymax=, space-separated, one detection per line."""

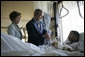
xmin=53 ymin=2 xmax=60 ymax=37
xmin=53 ymin=2 xmax=58 ymax=37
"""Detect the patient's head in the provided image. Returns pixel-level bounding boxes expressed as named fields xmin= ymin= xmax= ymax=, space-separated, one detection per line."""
xmin=68 ymin=31 xmax=80 ymax=43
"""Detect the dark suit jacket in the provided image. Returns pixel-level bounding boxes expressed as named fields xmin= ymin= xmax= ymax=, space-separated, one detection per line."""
xmin=26 ymin=18 xmax=47 ymax=46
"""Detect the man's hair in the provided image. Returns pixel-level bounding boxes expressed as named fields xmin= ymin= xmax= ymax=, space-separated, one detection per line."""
xmin=9 ymin=11 xmax=21 ymax=21
xmin=71 ymin=31 xmax=80 ymax=41
xmin=34 ymin=9 xmax=42 ymax=16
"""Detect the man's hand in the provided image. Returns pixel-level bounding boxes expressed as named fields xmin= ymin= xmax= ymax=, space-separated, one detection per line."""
xmin=44 ymin=33 xmax=51 ymax=40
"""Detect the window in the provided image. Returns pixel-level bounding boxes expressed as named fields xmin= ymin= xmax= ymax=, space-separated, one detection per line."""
xmin=59 ymin=1 xmax=84 ymax=42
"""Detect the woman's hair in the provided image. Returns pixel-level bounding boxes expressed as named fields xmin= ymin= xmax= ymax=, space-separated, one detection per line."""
xmin=70 ymin=31 xmax=80 ymax=42
xmin=34 ymin=9 xmax=42 ymax=16
xmin=9 ymin=11 xmax=21 ymax=21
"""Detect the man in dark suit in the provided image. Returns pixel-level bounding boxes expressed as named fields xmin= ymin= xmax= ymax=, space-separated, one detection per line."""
xmin=26 ymin=9 xmax=51 ymax=46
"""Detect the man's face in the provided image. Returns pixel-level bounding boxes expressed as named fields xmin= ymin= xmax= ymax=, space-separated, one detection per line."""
xmin=36 ymin=12 xmax=42 ymax=21
xmin=68 ymin=32 xmax=78 ymax=42
xmin=68 ymin=32 xmax=75 ymax=42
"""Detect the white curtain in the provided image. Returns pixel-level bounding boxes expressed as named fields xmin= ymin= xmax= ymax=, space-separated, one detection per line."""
xmin=58 ymin=1 xmax=84 ymax=42
xmin=34 ymin=1 xmax=53 ymax=16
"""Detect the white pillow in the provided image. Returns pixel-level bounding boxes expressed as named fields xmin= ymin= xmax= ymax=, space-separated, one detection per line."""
xmin=79 ymin=32 xmax=84 ymax=42
xmin=78 ymin=32 xmax=84 ymax=52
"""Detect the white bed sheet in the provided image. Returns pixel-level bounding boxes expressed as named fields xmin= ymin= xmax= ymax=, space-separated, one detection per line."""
xmin=1 ymin=32 xmax=84 ymax=56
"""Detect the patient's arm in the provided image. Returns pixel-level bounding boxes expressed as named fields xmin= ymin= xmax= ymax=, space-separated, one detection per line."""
xmin=50 ymin=41 xmax=75 ymax=52
xmin=69 ymin=42 xmax=79 ymax=50
xmin=62 ymin=45 xmax=75 ymax=52
xmin=63 ymin=39 xmax=79 ymax=51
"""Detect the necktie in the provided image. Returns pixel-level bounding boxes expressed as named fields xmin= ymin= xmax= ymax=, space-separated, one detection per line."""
xmin=37 ymin=21 xmax=41 ymax=30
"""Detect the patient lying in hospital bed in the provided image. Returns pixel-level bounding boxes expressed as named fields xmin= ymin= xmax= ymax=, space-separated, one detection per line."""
xmin=1 ymin=32 xmax=84 ymax=56
xmin=63 ymin=31 xmax=84 ymax=53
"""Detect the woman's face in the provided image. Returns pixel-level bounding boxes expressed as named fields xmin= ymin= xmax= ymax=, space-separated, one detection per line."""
xmin=14 ymin=15 xmax=21 ymax=24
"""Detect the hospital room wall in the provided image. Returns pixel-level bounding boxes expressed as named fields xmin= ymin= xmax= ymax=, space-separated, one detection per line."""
xmin=1 ymin=1 xmax=54 ymax=33
xmin=1 ymin=1 xmax=34 ymax=29
xmin=1 ymin=1 xmax=35 ymax=39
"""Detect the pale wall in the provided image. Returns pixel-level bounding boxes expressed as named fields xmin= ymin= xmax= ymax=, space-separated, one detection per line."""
xmin=1 ymin=1 xmax=34 ymax=27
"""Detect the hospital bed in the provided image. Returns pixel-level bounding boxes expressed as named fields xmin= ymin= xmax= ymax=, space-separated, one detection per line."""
xmin=1 ymin=27 xmax=28 ymax=42
xmin=1 ymin=32 xmax=84 ymax=56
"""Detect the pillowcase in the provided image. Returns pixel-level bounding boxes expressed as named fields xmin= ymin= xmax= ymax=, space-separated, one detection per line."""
xmin=77 ymin=32 xmax=84 ymax=52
